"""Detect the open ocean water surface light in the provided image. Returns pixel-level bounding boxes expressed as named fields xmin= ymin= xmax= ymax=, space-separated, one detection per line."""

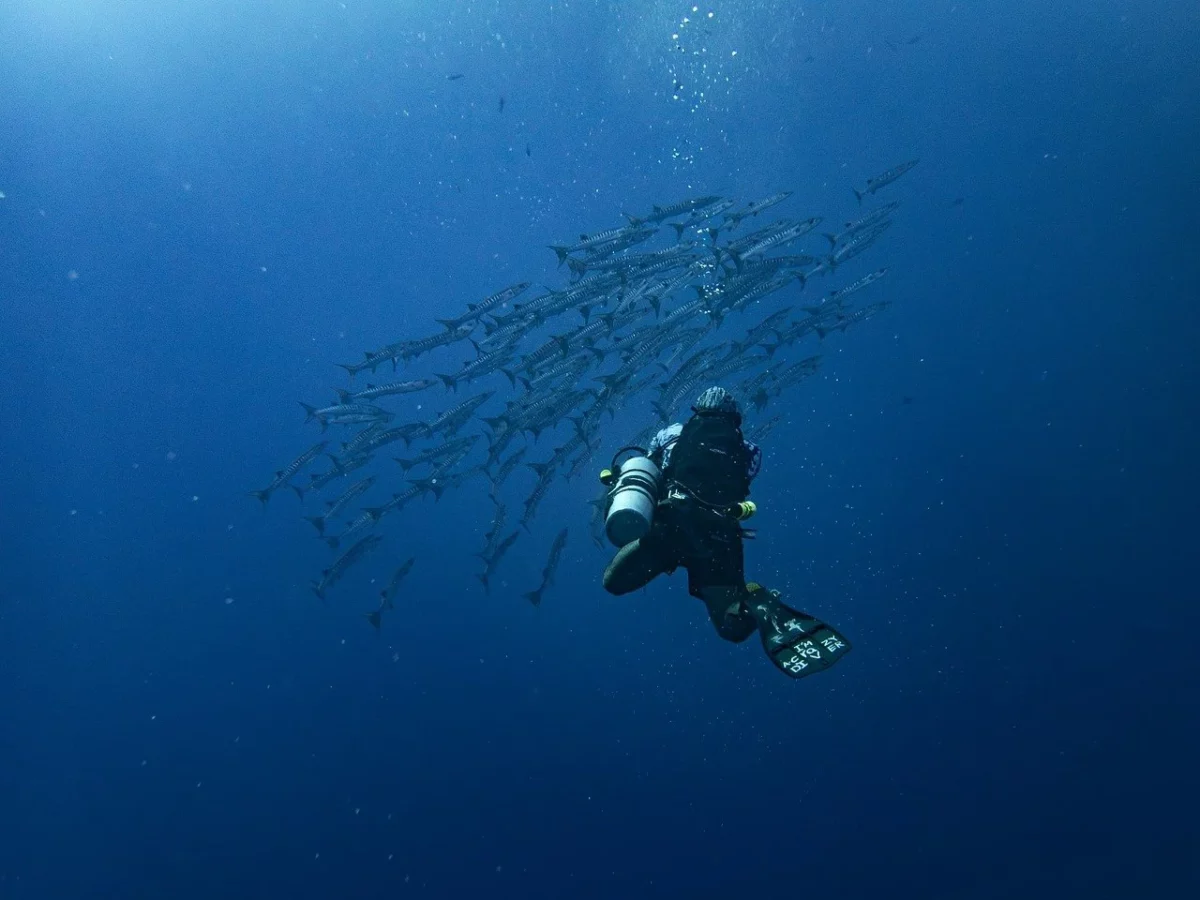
xmin=1 ymin=1 xmax=1198 ymax=898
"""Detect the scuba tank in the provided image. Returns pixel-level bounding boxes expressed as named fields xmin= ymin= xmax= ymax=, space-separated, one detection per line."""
xmin=601 ymin=447 xmax=663 ymax=547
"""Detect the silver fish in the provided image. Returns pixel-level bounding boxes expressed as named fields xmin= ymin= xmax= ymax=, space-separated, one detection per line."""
xmin=311 ymin=533 xmax=382 ymax=600
xmin=854 ymin=160 xmax=919 ymax=204
xmin=249 ymin=441 xmax=328 ymax=507
xmin=524 ymin=527 xmax=569 ymax=607
xmin=435 ymin=282 xmax=532 ymax=331
xmin=379 ymin=557 xmax=415 ymax=611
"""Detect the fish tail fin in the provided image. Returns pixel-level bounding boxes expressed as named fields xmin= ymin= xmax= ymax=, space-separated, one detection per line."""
xmin=304 ymin=515 xmax=326 ymax=535
xmin=524 ymin=590 xmax=541 ymax=607
xmin=482 ymin=415 xmax=508 ymax=435
xmin=335 ymin=363 xmax=359 ymax=380
xmin=853 ymin=187 xmax=864 ymax=205
xmin=572 ymin=416 xmax=593 ymax=441
xmin=435 ymin=318 xmax=461 ymax=331
xmin=322 ymin=536 xmax=340 ymax=550
xmin=549 ymin=246 xmax=569 ymax=266
xmin=436 ymin=373 xmax=458 ymax=392
xmin=333 ymin=388 xmax=354 ymax=404
xmin=363 ymin=610 xmax=382 ymax=631
xmin=299 ymin=402 xmax=319 ymax=423
xmin=669 ymin=223 xmax=686 ymax=240
xmin=289 ymin=484 xmax=306 ymax=501
xmin=411 ymin=479 xmax=444 ymax=501
xmin=249 ymin=489 xmax=271 ymax=508
xmin=816 ymin=326 xmax=830 ymax=340
xmin=310 ymin=582 xmax=326 ymax=602
xmin=823 ymin=233 xmax=838 ymax=248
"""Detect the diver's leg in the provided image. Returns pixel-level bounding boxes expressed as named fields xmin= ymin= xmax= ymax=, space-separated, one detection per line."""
xmin=602 ymin=536 xmax=672 ymax=595
xmin=743 ymin=583 xmax=853 ymax=679
xmin=697 ymin=585 xmax=758 ymax=643
xmin=688 ymin=526 xmax=757 ymax=643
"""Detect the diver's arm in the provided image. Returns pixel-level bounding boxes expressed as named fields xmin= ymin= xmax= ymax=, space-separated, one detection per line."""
xmin=728 ymin=440 xmax=762 ymax=521
xmin=745 ymin=440 xmax=762 ymax=484
xmin=647 ymin=424 xmax=681 ymax=470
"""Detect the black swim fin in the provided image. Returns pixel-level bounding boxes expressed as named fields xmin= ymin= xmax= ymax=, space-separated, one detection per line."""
xmin=744 ymin=583 xmax=852 ymax=679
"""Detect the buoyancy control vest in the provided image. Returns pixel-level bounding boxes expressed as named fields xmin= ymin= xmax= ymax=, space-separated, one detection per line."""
xmin=663 ymin=411 xmax=751 ymax=508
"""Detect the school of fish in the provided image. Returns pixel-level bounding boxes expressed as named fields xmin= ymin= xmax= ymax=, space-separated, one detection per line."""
xmin=250 ymin=162 xmax=918 ymax=627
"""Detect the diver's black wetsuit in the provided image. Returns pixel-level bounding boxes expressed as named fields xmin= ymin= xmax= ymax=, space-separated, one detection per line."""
xmin=602 ymin=408 xmax=759 ymax=642
xmin=602 ymin=500 xmax=753 ymax=640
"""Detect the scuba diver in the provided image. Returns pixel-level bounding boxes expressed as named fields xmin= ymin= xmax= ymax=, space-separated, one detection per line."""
xmin=600 ymin=386 xmax=851 ymax=679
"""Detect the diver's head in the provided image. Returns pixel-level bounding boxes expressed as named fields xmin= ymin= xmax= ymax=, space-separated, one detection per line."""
xmin=692 ymin=386 xmax=742 ymax=424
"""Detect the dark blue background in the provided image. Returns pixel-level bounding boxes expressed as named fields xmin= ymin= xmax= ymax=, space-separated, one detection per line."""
xmin=2 ymin=1 xmax=1198 ymax=897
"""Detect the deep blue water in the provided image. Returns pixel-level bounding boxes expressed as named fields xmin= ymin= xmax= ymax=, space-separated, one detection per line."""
xmin=3 ymin=2 xmax=1199 ymax=898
